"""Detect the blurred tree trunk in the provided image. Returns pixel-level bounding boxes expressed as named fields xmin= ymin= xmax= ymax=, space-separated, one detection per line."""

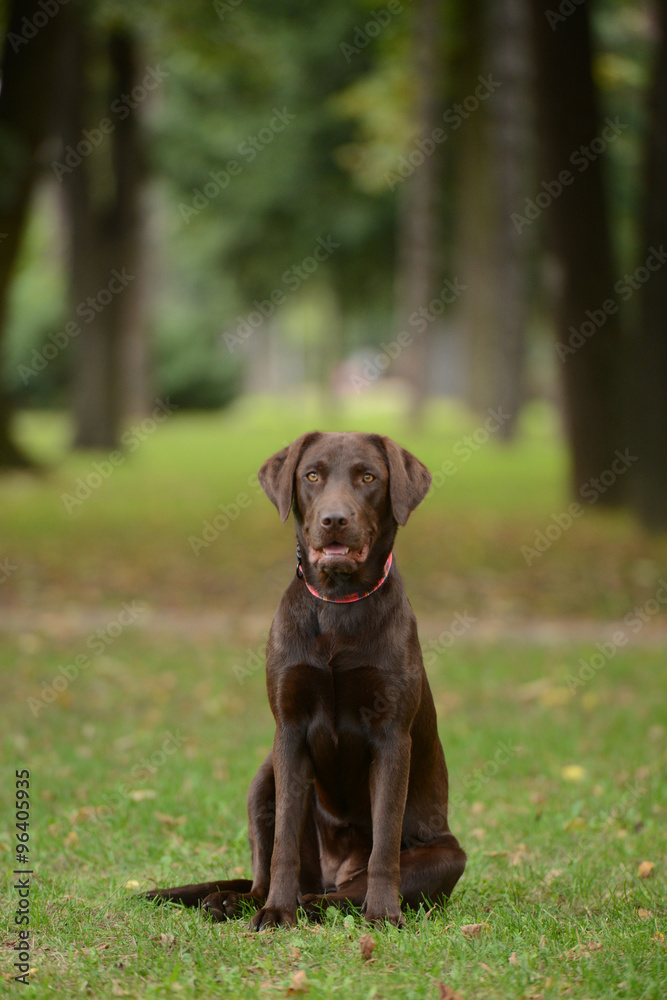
xmin=0 ymin=0 xmax=65 ymax=467
xmin=530 ymin=0 xmax=626 ymax=503
xmin=486 ymin=0 xmax=532 ymax=440
xmin=634 ymin=0 xmax=667 ymax=530
xmin=456 ymin=0 xmax=531 ymax=438
xmin=395 ymin=0 xmax=442 ymax=425
xmin=60 ymin=21 xmax=147 ymax=449
xmin=457 ymin=0 xmax=497 ymax=416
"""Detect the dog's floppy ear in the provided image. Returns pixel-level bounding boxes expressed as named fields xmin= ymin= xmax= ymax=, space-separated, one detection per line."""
xmin=258 ymin=432 xmax=323 ymax=522
xmin=379 ymin=436 xmax=432 ymax=526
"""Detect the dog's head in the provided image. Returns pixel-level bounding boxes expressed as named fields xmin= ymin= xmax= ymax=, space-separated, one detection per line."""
xmin=258 ymin=432 xmax=431 ymax=579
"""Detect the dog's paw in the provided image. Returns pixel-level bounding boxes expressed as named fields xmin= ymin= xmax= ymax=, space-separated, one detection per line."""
xmin=201 ymin=891 xmax=244 ymax=921
xmin=297 ymin=893 xmax=328 ymax=921
xmin=361 ymin=899 xmax=406 ymax=928
xmin=251 ymin=905 xmax=297 ymax=931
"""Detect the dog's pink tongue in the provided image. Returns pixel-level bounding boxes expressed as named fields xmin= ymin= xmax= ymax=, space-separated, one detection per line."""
xmin=323 ymin=543 xmax=348 ymax=555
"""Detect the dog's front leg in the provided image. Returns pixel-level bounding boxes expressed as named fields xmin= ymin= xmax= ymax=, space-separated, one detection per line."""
xmin=252 ymin=724 xmax=312 ymax=930
xmin=364 ymin=731 xmax=411 ymax=926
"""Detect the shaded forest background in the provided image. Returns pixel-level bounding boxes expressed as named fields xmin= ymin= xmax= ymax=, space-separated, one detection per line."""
xmin=0 ymin=0 xmax=665 ymax=528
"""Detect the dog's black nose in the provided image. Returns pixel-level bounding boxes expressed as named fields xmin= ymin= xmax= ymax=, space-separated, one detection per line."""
xmin=320 ymin=512 xmax=349 ymax=529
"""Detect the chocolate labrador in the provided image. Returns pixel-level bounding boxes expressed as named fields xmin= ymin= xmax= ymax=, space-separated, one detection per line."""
xmin=145 ymin=432 xmax=465 ymax=928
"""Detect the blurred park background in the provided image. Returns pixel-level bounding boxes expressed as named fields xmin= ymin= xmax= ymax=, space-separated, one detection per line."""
xmin=0 ymin=0 xmax=666 ymax=619
xmin=1 ymin=2 xmax=667 ymax=997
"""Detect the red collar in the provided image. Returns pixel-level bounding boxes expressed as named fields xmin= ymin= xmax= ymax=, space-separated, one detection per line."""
xmin=297 ymin=552 xmax=393 ymax=603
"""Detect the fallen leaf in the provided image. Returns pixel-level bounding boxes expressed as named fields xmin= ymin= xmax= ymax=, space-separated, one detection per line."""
xmin=638 ymin=860 xmax=655 ymax=879
xmin=461 ymin=922 xmax=490 ymax=940
xmin=638 ymin=908 xmax=654 ymax=919
xmin=359 ymin=934 xmax=376 ymax=961
xmin=154 ymin=812 xmax=187 ymax=827
xmin=128 ymin=789 xmax=157 ymax=802
xmin=561 ymin=765 xmax=586 ymax=782
xmin=539 ymin=686 xmax=571 ymax=708
xmin=290 ymin=947 xmax=301 ymax=961
xmin=509 ymin=951 xmax=518 ymax=966
xmin=510 ymin=844 xmax=528 ymax=866
xmin=69 ymin=805 xmax=105 ymax=824
xmin=436 ymin=984 xmax=466 ymax=1000
xmin=124 ymin=880 xmax=141 ymax=891
xmin=562 ymin=816 xmax=587 ymax=831
xmin=63 ymin=830 xmax=79 ymax=848
xmin=287 ymin=969 xmax=309 ymax=993
xmin=581 ymin=691 xmax=599 ymax=711
xmin=562 ymin=941 xmax=602 ymax=960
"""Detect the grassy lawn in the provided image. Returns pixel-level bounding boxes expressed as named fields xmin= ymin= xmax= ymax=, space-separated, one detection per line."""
xmin=1 ymin=396 xmax=666 ymax=998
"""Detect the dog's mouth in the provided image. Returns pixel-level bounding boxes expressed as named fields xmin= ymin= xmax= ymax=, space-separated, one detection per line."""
xmin=308 ymin=541 xmax=370 ymax=568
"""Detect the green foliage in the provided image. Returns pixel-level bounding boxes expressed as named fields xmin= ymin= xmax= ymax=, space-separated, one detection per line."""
xmin=0 ymin=0 xmax=655 ymax=412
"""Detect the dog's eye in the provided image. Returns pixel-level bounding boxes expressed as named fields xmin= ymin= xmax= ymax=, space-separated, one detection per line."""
xmin=306 ymin=472 xmax=318 ymax=482
xmin=362 ymin=473 xmax=375 ymax=483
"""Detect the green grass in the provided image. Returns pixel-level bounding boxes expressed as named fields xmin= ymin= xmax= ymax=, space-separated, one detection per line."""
xmin=1 ymin=397 xmax=666 ymax=998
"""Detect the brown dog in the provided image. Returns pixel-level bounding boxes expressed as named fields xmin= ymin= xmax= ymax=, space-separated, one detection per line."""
xmin=146 ymin=432 xmax=465 ymax=928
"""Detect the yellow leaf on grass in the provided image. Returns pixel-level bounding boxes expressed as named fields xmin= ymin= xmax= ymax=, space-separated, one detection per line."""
xmin=124 ymin=880 xmax=141 ymax=891
xmin=638 ymin=860 xmax=655 ymax=878
xmin=561 ymin=765 xmax=586 ymax=782
xmin=539 ymin=687 xmax=571 ymax=708
xmin=128 ymin=789 xmax=157 ymax=802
